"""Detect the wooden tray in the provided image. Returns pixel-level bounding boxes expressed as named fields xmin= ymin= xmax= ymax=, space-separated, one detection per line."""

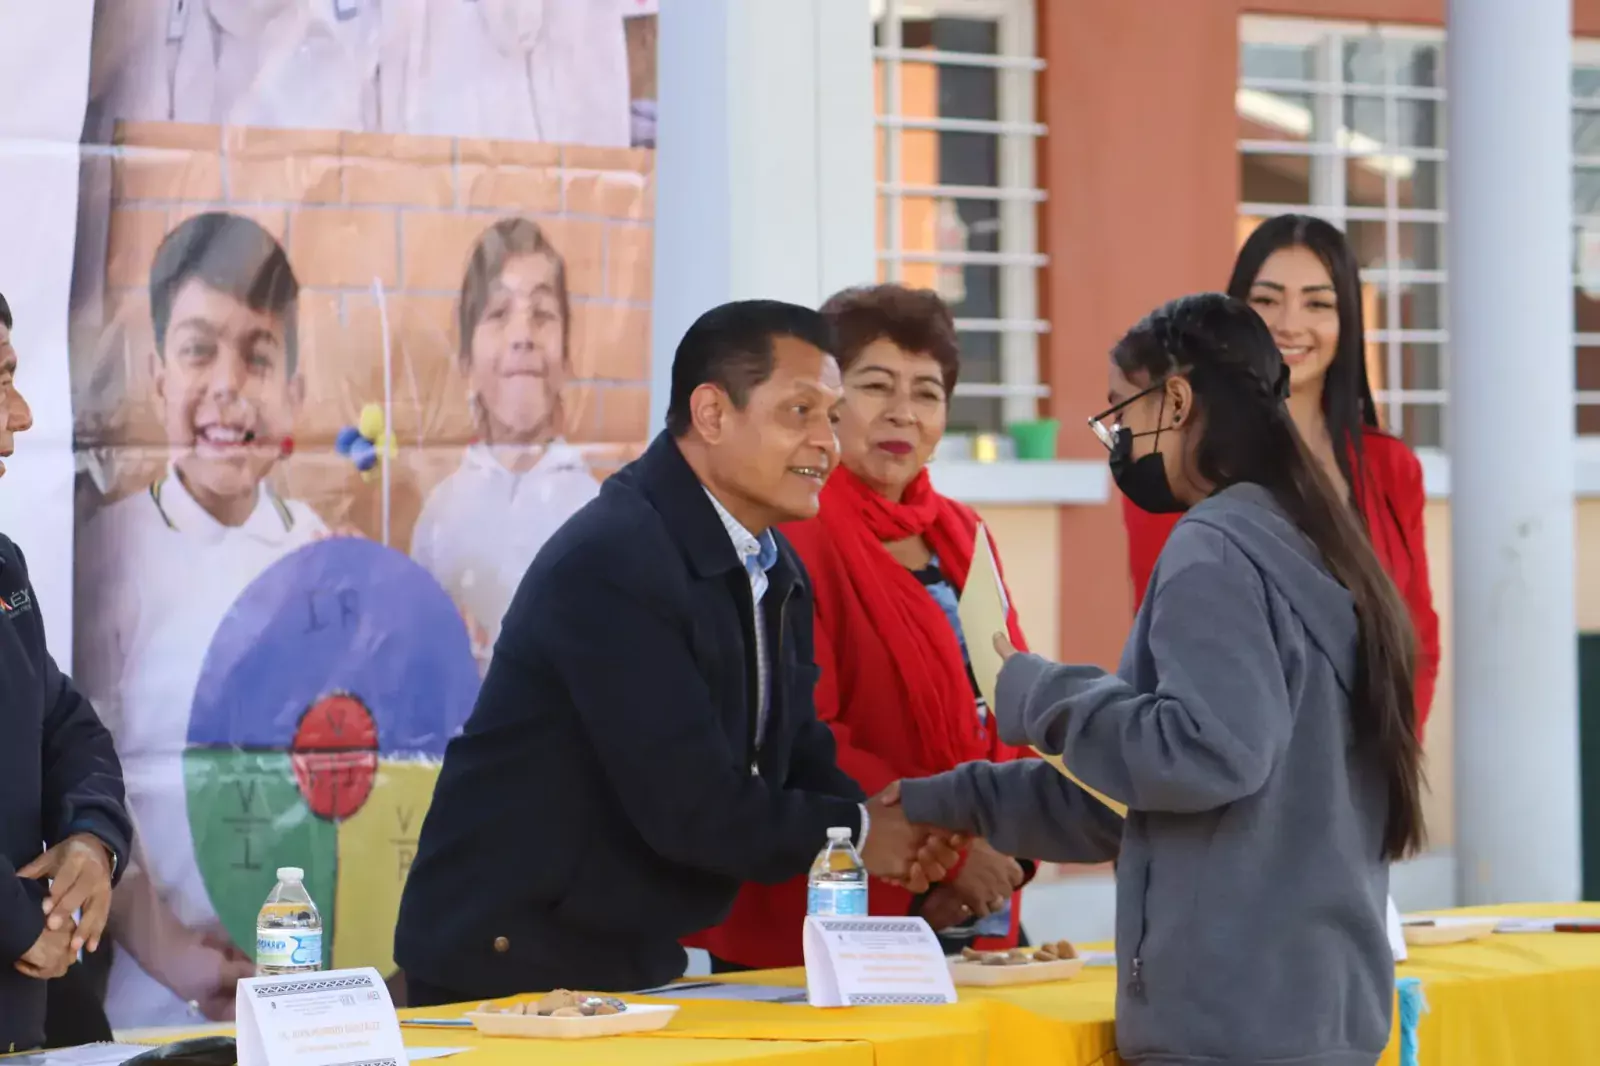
xmin=466 ymin=1004 xmax=678 ymax=1039
xmin=948 ymin=956 xmax=1085 ymax=986
xmin=1402 ymin=918 xmax=1497 ymax=947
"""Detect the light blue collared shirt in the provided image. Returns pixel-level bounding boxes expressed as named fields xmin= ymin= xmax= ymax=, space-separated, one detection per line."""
xmin=702 ymin=491 xmax=869 ymax=847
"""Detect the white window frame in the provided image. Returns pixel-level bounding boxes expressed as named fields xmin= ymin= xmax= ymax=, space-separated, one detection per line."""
xmin=1241 ymin=17 xmax=1600 ymax=447
xmin=1571 ymin=37 xmax=1600 ymax=423
xmin=1238 ymin=16 xmax=1451 ymax=449
xmin=872 ymin=0 xmax=1048 ymax=429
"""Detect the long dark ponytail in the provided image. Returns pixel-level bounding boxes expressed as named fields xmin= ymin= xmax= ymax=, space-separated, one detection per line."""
xmin=1115 ymin=293 xmax=1425 ymax=861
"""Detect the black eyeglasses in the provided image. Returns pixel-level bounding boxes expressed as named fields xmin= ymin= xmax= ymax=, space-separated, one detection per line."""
xmin=1086 ymin=378 xmax=1170 ymax=452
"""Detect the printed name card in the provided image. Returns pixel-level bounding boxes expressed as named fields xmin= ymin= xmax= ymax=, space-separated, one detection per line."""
xmin=802 ymin=916 xmax=958 ymax=1007
xmin=237 ymin=967 xmax=408 ymax=1066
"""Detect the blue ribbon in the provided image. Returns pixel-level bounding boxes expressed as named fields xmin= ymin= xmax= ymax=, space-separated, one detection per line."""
xmin=1397 ymin=975 xmax=1427 ymax=1066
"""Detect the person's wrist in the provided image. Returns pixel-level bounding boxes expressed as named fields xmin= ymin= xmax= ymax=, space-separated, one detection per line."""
xmin=66 ymin=825 xmax=118 ymax=878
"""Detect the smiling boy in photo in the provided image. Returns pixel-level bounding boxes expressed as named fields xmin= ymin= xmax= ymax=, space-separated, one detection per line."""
xmin=74 ymin=211 xmax=327 ymax=1027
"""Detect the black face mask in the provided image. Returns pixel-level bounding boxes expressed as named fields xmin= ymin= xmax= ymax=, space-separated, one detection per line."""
xmin=1108 ymin=392 xmax=1185 ymax=514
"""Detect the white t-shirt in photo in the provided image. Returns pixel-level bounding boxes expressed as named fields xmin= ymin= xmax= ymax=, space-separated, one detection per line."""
xmin=75 ymin=465 xmax=326 ymax=1028
xmin=409 ymin=440 xmax=599 ymax=650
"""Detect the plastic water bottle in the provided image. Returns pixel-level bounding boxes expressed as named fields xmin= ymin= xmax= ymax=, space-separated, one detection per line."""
xmin=255 ymin=867 xmax=324 ymax=976
xmin=807 ymin=826 xmax=868 ymax=917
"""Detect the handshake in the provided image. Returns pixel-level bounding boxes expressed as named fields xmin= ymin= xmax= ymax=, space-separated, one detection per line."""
xmin=857 ymin=784 xmax=1025 ymax=928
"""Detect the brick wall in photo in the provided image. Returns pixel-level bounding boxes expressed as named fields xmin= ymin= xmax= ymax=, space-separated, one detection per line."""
xmin=75 ymin=122 xmax=655 ymax=551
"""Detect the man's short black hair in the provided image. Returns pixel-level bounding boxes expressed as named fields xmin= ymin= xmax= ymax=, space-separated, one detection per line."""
xmin=665 ymin=299 xmax=834 ymax=437
xmin=0 ymin=290 xmax=11 ymax=330
xmin=149 ymin=211 xmax=301 ymax=375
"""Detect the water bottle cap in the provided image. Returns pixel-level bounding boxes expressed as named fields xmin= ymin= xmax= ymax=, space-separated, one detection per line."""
xmin=826 ymin=827 xmax=852 ymax=842
xmin=277 ymin=867 xmax=305 ymax=882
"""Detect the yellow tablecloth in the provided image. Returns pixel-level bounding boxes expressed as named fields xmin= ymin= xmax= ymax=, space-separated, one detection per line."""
xmin=401 ymin=994 xmax=990 ymax=1066
xmin=129 ymin=903 xmax=1600 ymax=1066
xmin=1388 ymin=902 xmax=1600 ymax=1066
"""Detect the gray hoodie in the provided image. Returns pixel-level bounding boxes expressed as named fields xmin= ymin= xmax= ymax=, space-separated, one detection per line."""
xmin=900 ymin=483 xmax=1392 ymax=1066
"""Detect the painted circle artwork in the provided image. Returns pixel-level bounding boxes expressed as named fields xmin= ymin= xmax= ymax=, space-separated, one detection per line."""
xmin=184 ymin=538 xmax=479 ymax=973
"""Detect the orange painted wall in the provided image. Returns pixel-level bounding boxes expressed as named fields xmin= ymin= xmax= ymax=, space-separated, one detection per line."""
xmin=1038 ymin=0 xmax=1240 ymax=667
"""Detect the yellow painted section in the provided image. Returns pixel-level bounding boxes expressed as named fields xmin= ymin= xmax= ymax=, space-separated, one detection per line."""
xmin=333 ymin=760 xmax=441 ymax=973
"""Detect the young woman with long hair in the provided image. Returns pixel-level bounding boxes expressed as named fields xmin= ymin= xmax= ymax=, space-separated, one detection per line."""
xmin=893 ymin=292 xmax=1426 ymax=1066
xmin=1122 ymin=214 xmax=1441 ymax=737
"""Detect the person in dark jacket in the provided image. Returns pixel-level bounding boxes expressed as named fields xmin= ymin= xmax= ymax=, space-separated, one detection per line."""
xmin=396 ymin=299 xmax=960 ymax=1004
xmin=0 ymin=291 xmax=134 ymax=1052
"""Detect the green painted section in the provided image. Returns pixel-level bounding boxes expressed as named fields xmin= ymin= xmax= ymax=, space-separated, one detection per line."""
xmin=184 ymin=749 xmax=338 ymax=965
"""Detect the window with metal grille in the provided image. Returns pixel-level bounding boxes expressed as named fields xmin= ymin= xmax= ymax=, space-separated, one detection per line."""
xmin=872 ymin=0 xmax=1047 ymax=444
xmin=1572 ymin=41 xmax=1600 ymax=436
xmin=1238 ymin=16 xmax=1449 ymax=451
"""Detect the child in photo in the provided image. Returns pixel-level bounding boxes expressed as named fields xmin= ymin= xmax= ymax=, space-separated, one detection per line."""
xmin=75 ymin=211 xmax=328 ymax=1026
xmin=410 ymin=217 xmax=599 ymax=665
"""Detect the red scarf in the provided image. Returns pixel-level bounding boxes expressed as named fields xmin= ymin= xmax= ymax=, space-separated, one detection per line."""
xmin=816 ymin=466 xmax=1016 ymax=772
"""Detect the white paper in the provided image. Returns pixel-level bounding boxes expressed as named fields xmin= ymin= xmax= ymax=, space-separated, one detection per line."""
xmin=1386 ymin=896 xmax=1407 ymax=962
xmin=3 ymin=1045 xmax=156 ymax=1066
xmin=236 ymin=967 xmax=408 ymax=1066
xmin=1487 ymin=915 xmax=1600 ymax=933
xmin=803 ymin=916 xmax=957 ymax=1008
xmin=957 ymin=524 xmax=1009 ymax=711
xmin=404 ymin=1049 xmax=472 ymax=1061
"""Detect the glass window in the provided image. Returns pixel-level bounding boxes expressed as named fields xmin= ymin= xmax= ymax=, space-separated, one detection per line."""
xmin=875 ymin=1 xmax=1045 ymax=438
xmin=1239 ymin=17 xmax=1448 ymax=448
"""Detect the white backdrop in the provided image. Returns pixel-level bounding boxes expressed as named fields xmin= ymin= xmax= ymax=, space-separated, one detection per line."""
xmin=0 ymin=0 xmax=95 ymax=661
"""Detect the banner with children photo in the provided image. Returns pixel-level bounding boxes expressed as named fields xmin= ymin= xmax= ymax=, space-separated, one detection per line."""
xmin=55 ymin=0 xmax=659 ymax=1028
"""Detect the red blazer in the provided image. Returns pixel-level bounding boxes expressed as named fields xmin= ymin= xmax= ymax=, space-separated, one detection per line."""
xmin=1121 ymin=427 xmax=1440 ymax=736
xmin=685 ymin=498 xmax=1034 ymax=970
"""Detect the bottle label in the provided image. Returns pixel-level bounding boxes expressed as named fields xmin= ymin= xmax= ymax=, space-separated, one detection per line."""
xmin=807 ymin=882 xmax=868 ymax=917
xmin=256 ymin=929 xmax=323 ymax=969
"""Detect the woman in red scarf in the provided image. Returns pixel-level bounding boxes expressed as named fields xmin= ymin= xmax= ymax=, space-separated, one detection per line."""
xmin=687 ymin=284 xmax=1039 ymax=972
xmin=1122 ymin=214 xmax=1440 ymax=737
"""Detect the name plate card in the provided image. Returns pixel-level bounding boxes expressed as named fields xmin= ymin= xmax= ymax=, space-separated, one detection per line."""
xmin=237 ymin=967 xmax=408 ymax=1066
xmin=802 ymin=916 xmax=958 ymax=1007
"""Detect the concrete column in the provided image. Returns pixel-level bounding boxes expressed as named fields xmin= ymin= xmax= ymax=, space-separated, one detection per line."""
xmin=1447 ymin=0 xmax=1581 ymax=903
xmin=648 ymin=0 xmax=877 ymax=431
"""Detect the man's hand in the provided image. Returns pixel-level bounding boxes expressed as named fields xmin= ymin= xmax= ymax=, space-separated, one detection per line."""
xmin=994 ymin=632 xmax=1017 ymax=662
xmin=15 ymin=923 xmax=77 ymax=980
xmin=19 ymin=834 xmax=114 ymax=952
xmin=946 ymin=838 xmax=1023 ymax=919
xmin=860 ymin=790 xmax=963 ymax=894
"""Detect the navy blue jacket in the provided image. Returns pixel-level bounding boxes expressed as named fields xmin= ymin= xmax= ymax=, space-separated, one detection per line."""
xmin=396 ymin=433 xmax=864 ymax=996
xmin=0 ymin=535 xmax=132 ymax=1051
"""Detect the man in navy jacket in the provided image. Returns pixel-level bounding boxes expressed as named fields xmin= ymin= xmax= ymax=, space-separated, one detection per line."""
xmin=397 ymin=300 xmax=958 ymax=1002
xmin=0 ymin=292 xmax=133 ymax=1051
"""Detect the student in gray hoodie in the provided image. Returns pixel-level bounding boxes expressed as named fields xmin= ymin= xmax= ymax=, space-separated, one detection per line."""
xmin=895 ymin=292 xmax=1427 ymax=1066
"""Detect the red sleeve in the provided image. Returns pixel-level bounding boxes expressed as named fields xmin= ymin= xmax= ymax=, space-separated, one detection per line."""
xmin=1121 ymin=495 xmax=1182 ymax=608
xmin=1384 ymin=445 xmax=1441 ymax=739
